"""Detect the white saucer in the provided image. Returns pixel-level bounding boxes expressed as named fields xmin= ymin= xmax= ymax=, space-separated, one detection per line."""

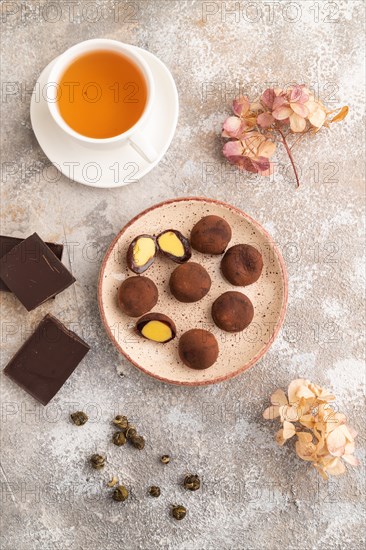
xmin=30 ymin=45 xmax=179 ymax=188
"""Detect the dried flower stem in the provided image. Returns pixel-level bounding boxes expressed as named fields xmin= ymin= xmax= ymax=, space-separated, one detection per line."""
xmin=277 ymin=127 xmax=300 ymax=188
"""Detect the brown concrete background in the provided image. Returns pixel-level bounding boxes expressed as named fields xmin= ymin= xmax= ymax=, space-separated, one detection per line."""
xmin=0 ymin=1 xmax=365 ymax=549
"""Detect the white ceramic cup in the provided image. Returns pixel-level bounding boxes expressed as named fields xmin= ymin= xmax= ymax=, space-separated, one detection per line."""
xmin=47 ymin=39 xmax=157 ymax=162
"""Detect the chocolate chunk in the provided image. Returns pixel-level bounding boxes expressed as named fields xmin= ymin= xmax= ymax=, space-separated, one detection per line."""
xmin=0 ymin=232 xmax=74 ymax=311
xmin=0 ymin=235 xmax=63 ymax=293
xmin=3 ymin=314 xmax=90 ymax=405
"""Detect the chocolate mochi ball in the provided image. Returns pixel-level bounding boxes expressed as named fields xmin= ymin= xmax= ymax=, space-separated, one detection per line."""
xmin=190 ymin=215 xmax=232 ymax=255
xmin=118 ymin=276 xmax=158 ymax=317
xmin=221 ymin=244 xmax=263 ymax=286
xmin=157 ymin=229 xmax=191 ymax=263
xmin=169 ymin=262 xmax=211 ymax=303
xmin=211 ymin=291 xmax=254 ymax=332
xmin=126 ymin=234 xmax=157 ymax=274
xmin=178 ymin=329 xmax=219 ymax=370
xmin=136 ymin=313 xmax=176 ymax=343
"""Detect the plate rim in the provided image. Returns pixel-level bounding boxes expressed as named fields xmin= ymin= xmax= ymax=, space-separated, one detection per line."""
xmin=98 ymin=196 xmax=288 ymax=386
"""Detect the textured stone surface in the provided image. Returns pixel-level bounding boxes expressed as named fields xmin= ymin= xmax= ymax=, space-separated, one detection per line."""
xmin=0 ymin=1 xmax=365 ymax=549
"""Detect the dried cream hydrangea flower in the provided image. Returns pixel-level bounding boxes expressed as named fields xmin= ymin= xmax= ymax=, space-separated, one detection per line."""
xmin=263 ymin=378 xmax=360 ymax=480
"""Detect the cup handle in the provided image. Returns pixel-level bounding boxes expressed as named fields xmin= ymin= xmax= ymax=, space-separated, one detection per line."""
xmin=129 ymin=130 xmax=157 ymax=163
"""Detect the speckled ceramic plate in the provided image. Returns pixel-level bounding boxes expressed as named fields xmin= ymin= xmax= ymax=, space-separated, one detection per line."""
xmin=98 ymin=197 xmax=288 ymax=385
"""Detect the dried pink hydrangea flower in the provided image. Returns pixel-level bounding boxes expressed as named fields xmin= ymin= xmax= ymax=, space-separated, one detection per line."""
xmin=223 ymin=131 xmax=275 ymax=175
xmin=222 ymin=85 xmax=348 ymax=187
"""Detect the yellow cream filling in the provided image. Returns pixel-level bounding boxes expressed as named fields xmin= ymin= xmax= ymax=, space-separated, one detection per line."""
xmin=158 ymin=232 xmax=184 ymax=257
xmin=141 ymin=320 xmax=172 ymax=342
xmin=133 ymin=237 xmax=155 ymax=266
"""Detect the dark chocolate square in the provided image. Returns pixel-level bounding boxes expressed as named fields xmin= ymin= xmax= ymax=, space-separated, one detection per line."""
xmin=0 ymin=235 xmax=64 ymax=292
xmin=4 ymin=314 xmax=90 ymax=405
xmin=0 ymin=232 xmax=74 ymax=310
